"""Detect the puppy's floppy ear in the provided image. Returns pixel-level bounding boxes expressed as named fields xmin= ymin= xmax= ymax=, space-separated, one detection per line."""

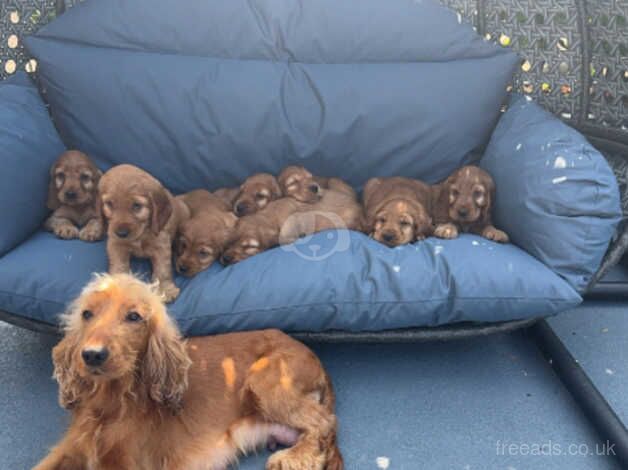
xmin=150 ymin=187 xmax=173 ymax=234
xmin=362 ymin=178 xmax=381 ymax=208
xmin=269 ymin=177 xmax=282 ymax=199
xmin=52 ymin=332 xmax=87 ymax=409
xmin=432 ymin=173 xmax=457 ymax=224
xmin=478 ymin=174 xmax=495 ymax=223
xmin=409 ymin=201 xmax=433 ymax=239
xmin=142 ymin=304 xmax=191 ymax=414
xmin=47 ymin=163 xmax=61 ymax=211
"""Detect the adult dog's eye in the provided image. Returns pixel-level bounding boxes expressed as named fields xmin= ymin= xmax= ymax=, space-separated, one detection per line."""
xmin=131 ymin=202 xmax=142 ymax=213
xmin=125 ymin=311 xmax=142 ymax=322
xmin=82 ymin=310 xmax=93 ymax=320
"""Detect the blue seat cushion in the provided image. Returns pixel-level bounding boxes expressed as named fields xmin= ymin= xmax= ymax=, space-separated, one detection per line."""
xmin=0 ymin=231 xmax=581 ymax=335
xmin=481 ymin=94 xmax=622 ymax=292
xmin=25 ymin=0 xmax=517 ymax=191
xmin=0 ymin=72 xmax=65 ymax=257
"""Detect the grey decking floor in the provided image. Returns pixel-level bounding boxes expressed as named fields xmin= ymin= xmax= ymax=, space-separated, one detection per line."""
xmin=1 ymin=303 xmax=625 ymax=469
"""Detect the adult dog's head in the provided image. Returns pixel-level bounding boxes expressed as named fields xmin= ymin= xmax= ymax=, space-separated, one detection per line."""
xmin=52 ymin=273 xmax=191 ymax=413
xmin=233 ymin=173 xmax=282 ymax=216
xmin=440 ymin=165 xmax=495 ymax=225
xmin=99 ymin=164 xmax=173 ymax=242
xmin=277 ymin=166 xmax=323 ymax=203
xmin=47 ymin=150 xmax=101 ymax=210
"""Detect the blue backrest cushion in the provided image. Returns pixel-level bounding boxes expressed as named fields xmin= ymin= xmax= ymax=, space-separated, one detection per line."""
xmin=0 ymin=72 xmax=65 ymax=257
xmin=26 ymin=0 xmax=517 ymax=193
xmin=481 ymin=94 xmax=622 ymax=292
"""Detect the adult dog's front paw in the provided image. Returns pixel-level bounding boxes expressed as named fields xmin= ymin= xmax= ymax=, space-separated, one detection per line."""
xmin=79 ymin=220 xmax=104 ymax=242
xmin=266 ymin=448 xmax=326 ymax=470
xmin=159 ymin=281 xmax=180 ymax=303
xmin=482 ymin=226 xmax=509 ymax=243
xmin=434 ymin=223 xmax=458 ymax=239
xmin=54 ymin=225 xmax=80 ymax=240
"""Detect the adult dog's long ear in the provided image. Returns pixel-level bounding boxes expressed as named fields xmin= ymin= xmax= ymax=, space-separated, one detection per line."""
xmin=47 ymin=164 xmax=61 ymax=211
xmin=52 ymin=332 xmax=87 ymax=409
xmin=142 ymin=304 xmax=191 ymax=414
xmin=150 ymin=187 xmax=173 ymax=234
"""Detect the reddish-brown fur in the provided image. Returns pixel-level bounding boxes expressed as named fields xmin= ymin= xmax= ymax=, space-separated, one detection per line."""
xmin=174 ymin=190 xmax=238 ymax=277
xmin=221 ymin=198 xmax=303 ymax=264
xmin=44 ymin=150 xmax=104 ymax=242
xmin=277 ymin=166 xmax=356 ymax=203
xmin=362 ymin=177 xmax=432 ymax=247
xmin=431 ymin=165 xmax=509 ymax=242
xmin=99 ymin=165 xmax=189 ymax=302
xmin=33 ymin=274 xmax=342 ymax=470
xmin=232 ymin=173 xmax=282 ymax=217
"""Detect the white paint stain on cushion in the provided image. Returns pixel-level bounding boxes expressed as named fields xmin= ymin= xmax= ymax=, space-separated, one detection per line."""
xmin=376 ymin=456 xmax=390 ymax=469
xmin=515 ymin=143 xmax=522 ymax=151
xmin=552 ymin=176 xmax=567 ymax=184
xmin=553 ymin=156 xmax=567 ymax=169
xmin=392 ymin=265 xmax=401 ymax=273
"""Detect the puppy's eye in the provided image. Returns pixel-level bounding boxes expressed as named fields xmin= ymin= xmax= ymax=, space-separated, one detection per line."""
xmin=198 ymin=249 xmax=212 ymax=259
xmin=377 ymin=217 xmax=386 ymax=224
xmin=400 ymin=220 xmax=411 ymax=228
xmin=255 ymin=193 xmax=266 ymax=201
xmin=125 ymin=311 xmax=142 ymax=322
xmin=80 ymin=174 xmax=91 ymax=183
xmin=56 ymin=172 xmax=65 ymax=180
xmin=451 ymin=189 xmax=460 ymax=198
xmin=131 ymin=202 xmax=143 ymax=213
xmin=473 ymin=190 xmax=483 ymax=199
xmin=104 ymin=200 xmax=114 ymax=210
xmin=82 ymin=310 xmax=93 ymax=320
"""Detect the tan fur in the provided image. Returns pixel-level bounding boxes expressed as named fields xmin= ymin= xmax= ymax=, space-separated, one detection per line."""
xmin=232 ymin=173 xmax=282 ymax=216
xmin=278 ymin=188 xmax=364 ymax=246
xmin=432 ymin=165 xmax=509 ymax=243
xmin=277 ymin=166 xmax=356 ymax=203
xmin=212 ymin=187 xmax=240 ymax=207
xmin=174 ymin=190 xmax=238 ymax=277
xmin=362 ymin=177 xmax=432 ymax=247
xmin=99 ymin=165 xmax=189 ymax=302
xmin=33 ymin=274 xmax=342 ymax=470
xmin=44 ymin=150 xmax=104 ymax=242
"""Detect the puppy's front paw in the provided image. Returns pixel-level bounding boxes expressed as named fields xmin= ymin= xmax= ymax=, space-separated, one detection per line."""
xmin=266 ymin=448 xmax=325 ymax=470
xmin=54 ymin=225 xmax=80 ymax=240
xmin=79 ymin=220 xmax=104 ymax=242
xmin=482 ymin=226 xmax=509 ymax=243
xmin=159 ymin=282 xmax=180 ymax=303
xmin=434 ymin=223 xmax=458 ymax=239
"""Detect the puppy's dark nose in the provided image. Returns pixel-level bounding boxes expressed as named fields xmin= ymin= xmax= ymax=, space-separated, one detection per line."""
xmin=457 ymin=208 xmax=469 ymax=218
xmin=178 ymin=264 xmax=188 ymax=274
xmin=309 ymin=184 xmax=320 ymax=194
xmin=81 ymin=347 xmax=109 ymax=367
xmin=115 ymin=227 xmax=130 ymax=239
xmin=64 ymin=190 xmax=77 ymax=200
xmin=221 ymin=254 xmax=233 ymax=265
xmin=382 ymin=232 xmax=395 ymax=243
xmin=235 ymin=202 xmax=247 ymax=216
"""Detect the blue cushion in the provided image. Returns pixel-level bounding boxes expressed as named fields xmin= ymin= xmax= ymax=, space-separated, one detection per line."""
xmin=0 ymin=73 xmax=65 ymax=257
xmin=25 ymin=0 xmax=517 ymax=191
xmin=0 ymin=231 xmax=580 ymax=335
xmin=481 ymin=94 xmax=622 ymax=292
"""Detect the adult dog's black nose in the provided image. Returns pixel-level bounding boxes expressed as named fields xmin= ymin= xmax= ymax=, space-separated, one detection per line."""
xmin=115 ymin=227 xmax=130 ymax=239
xmin=221 ymin=254 xmax=233 ymax=265
xmin=81 ymin=347 xmax=109 ymax=367
xmin=235 ymin=202 xmax=247 ymax=216
xmin=64 ymin=190 xmax=77 ymax=200
xmin=382 ymin=232 xmax=395 ymax=243
xmin=309 ymin=184 xmax=319 ymax=194
xmin=457 ymin=208 xmax=469 ymax=218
